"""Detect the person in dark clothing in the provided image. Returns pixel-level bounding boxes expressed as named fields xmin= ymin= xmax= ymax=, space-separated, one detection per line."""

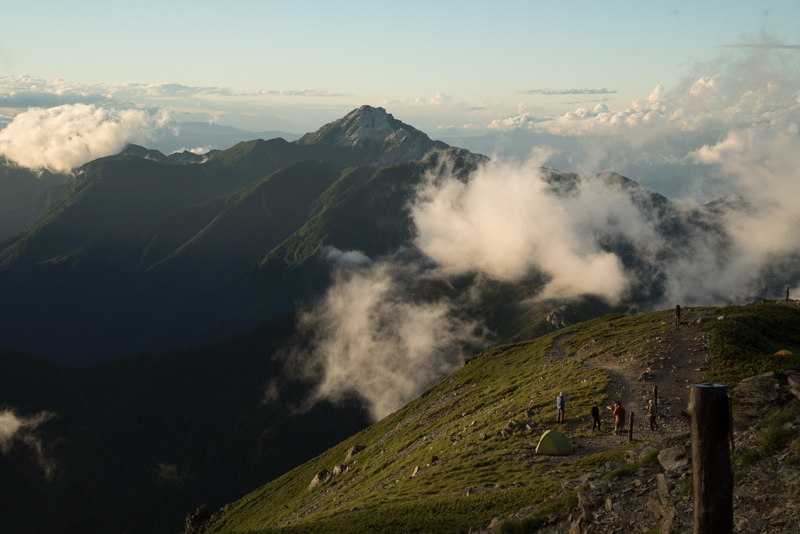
xmin=591 ymin=401 xmax=601 ymax=431
xmin=787 ymin=287 xmax=791 ymax=301
xmin=674 ymin=304 xmax=681 ymax=329
xmin=648 ymin=399 xmax=659 ymax=431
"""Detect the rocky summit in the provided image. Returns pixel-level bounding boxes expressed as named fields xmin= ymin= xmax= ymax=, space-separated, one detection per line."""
xmin=296 ymin=105 xmax=451 ymax=166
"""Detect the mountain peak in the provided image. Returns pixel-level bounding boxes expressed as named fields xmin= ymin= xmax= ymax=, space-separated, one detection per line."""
xmin=296 ymin=105 xmax=450 ymax=166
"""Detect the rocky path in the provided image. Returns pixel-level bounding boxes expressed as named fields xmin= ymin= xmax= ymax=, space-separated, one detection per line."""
xmin=469 ymin=307 xmax=800 ymax=534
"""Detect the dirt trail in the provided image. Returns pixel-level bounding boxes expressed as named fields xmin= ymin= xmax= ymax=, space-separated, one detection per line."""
xmin=546 ymin=308 xmax=722 ymax=455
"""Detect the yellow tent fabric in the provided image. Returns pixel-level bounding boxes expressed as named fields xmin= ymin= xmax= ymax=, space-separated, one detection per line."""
xmin=774 ymin=350 xmax=793 ymax=356
xmin=535 ymin=429 xmax=573 ymax=455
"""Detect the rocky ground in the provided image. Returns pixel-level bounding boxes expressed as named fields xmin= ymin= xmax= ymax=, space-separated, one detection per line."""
xmin=469 ymin=303 xmax=800 ymax=534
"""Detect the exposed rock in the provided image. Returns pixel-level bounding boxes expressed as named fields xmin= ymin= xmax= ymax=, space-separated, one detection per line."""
xmin=412 ymin=466 xmax=420 ymax=477
xmin=546 ymin=308 xmax=572 ymax=330
xmin=733 ymin=372 xmax=788 ymax=415
xmin=660 ymin=506 xmax=677 ymax=533
xmin=345 ymin=445 xmax=366 ymax=462
xmin=659 ymin=432 xmax=690 ymax=449
xmin=577 ymin=491 xmax=598 ymax=509
xmin=657 ymin=447 xmax=689 ymax=473
xmin=184 ymin=505 xmax=211 ymax=534
xmin=332 ymin=464 xmax=347 ymax=476
xmin=789 ymin=375 xmax=800 ymax=388
xmin=656 ymin=473 xmax=672 ymax=496
xmin=625 ymin=444 xmax=658 ymax=464
xmin=308 ymin=469 xmax=331 ymax=490
xmin=647 ymin=497 xmax=662 ymax=520
xmin=778 ymin=466 xmax=800 ymax=501
xmin=732 ymin=413 xmax=754 ymax=430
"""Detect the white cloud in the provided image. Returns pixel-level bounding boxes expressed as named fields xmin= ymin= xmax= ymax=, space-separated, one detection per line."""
xmin=321 ymin=245 xmax=373 ymax=266
xmin=428 ymin=92 xmax=453 ymax=105
xmin=293 ymin=261 xmax=481 ymax=420
xmin=380 ymin=93 xmax=456 ymax=108
xmin=0 ymin=103 xmax=169 ymax=172
xmin=253 ymin=88 xmax=344 ymax=97
xmin=0 ymin=409 xmax=56 ymax=478
xmin=411 ymin=155 xmax=636 ymax=302
xmin=519 ymin=87 xmax=617 ymax=95
xmin=487 ymin=112 xmax=547 ymax=131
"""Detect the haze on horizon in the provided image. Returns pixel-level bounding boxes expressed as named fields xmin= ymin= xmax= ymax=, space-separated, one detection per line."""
xmin=1 ymin=0 xmax=799 ymax=199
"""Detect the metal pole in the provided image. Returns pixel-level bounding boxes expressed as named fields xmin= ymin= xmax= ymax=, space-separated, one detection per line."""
xmin=688 ymin=383 xmax=733 ymax=534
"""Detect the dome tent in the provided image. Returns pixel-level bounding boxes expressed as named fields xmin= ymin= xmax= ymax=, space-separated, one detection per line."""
xmin=535 ymin=429 xmax=573 ymax=455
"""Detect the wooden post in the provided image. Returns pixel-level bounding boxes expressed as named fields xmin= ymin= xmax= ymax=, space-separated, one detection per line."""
xmin=688 ymin=384 xmax=733 ymax=534
xmin=628 ymin=412 xmax=634 ymax=442
xmin=653 ymin=385 xmax=658 ymax=427
xmin=728 ymin=394 xmax=734 ymax=452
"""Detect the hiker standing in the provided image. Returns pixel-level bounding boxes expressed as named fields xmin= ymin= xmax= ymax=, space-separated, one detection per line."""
xmin=591 ymin=401 xmax=601 ymax=431
xmin=674 ymin=304 xmax=681 ymax=329
xmin=787 ymin=287 xmax=791 ymax=301
xmin=556 ymin=392 xmax=566 ymax=424
xmin=613 ymin=402 xmax=626 ymax=434
xmin=648 ymin=399 xmax=659 ymax=431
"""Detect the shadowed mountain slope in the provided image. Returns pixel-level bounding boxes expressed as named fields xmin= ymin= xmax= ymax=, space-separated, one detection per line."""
xmin=0 ymin=313 xmax=371 ymax=534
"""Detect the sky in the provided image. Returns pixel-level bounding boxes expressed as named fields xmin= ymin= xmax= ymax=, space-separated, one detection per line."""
xmin=1 ymin=1 xmax=799 ymax=197
xmin=1 ymin=1 xmax=798 ymax=133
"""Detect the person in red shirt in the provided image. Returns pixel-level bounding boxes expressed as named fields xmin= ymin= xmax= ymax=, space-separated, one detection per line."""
xmin=613 ymin=401 xmax=626 ymax=435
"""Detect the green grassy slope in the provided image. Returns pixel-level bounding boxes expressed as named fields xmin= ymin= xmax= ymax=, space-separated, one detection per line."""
xmin=209 ymin=303 xmax=800 ymax=534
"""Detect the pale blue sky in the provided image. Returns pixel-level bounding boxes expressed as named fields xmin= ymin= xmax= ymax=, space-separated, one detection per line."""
xmin=2 ymin=1 xmax=799 ymax=132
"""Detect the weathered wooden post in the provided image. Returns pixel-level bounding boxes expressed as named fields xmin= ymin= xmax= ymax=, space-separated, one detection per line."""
xmin=628 ymin=412 xmax=634 ymax=442
xmin=688 ymin=383 xmax=733 ymax=534
xmin=728 ymin=394 xmax=735 ymax=452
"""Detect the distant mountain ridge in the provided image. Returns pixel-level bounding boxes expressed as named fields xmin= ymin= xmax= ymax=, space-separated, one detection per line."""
xmin=0 ymin=107 xmax=474 ymax=365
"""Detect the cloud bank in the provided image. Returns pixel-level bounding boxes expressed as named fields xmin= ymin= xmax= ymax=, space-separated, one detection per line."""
xmin=0 ymin=409 xmax=56 ymax=478
xmin=412 ymin=156 xmax=637 ymax=302
xmin=0 ymin=103 xmax=169 ymax=172
xmin=519 ymin=87 xmax=617 ymax=95
xmin=293 ymin=261 xmax=481 ymax=420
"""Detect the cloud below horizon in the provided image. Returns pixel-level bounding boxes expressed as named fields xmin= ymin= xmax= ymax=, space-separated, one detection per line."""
xmin=519 ymin=87 xmax=617 ymax=95
xmin=0 ymin=408 xmax=57 ymax=478
xmin=0 ymin=103 xmax=170 ymax=172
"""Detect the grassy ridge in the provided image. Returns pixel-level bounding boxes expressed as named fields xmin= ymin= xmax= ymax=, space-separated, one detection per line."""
xmin=702 ymin=302 xmax=800 ymax=387
xmin=212 ymin=317 xmax=613 ymax=534
xmin=211 ymin=303 xmax=800 ymax=534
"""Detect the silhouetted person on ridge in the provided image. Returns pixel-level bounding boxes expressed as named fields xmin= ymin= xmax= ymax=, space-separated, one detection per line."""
xmin=674 ymin=304 xmax=681 ymax=329
xmin=787 ymin=287 xmax=790 ymax=301
xmin=591 ymin=401 xmax=601 ymax=431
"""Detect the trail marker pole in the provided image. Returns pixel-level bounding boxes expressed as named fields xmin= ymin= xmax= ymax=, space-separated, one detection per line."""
xmin=688 ymin=383 xmax=733 ymax=534
xmin=628 ymin=412 xmax=634 ymax=442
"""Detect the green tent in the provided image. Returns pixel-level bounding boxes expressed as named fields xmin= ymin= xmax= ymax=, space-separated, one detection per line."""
xmin=535 ymin=429 xmax=573 ymax=455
